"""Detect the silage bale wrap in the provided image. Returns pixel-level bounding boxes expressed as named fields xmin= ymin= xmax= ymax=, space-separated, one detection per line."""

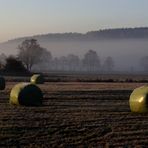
xmin=10 ymin=83 xmax=43 ymax=106
xmin=0 ymin=76 xmax=5 ymax=90
xmin=30 ymin=74 xmax=44 ymax=84
xmin=129 ymin=86 xmax=148 ymax=113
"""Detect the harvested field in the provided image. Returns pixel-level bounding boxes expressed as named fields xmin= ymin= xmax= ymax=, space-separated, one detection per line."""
xmin=0 ymin=76 xmax=148 ymax=147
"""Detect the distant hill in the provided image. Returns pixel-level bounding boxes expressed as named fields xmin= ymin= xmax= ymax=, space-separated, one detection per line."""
xmin=3 ymin=27 xmax=148 ymax=44
xmin=0 ymin=27 xmax=148 ymax=72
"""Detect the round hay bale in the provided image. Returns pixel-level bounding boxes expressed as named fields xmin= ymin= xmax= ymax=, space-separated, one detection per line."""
xmin=0 ymin=76 xmax=5 ymax=90
xmin=10 ymin=83 xmax=43 ymax=106
xmin=129 ymin=86 xmax=148 ymax=113
xmin=30 ymin=74 xmax=44 ymax=84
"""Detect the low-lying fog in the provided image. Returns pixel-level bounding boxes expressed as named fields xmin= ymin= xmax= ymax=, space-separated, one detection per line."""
xmin=0 ymin=39 xmax=148 ymax=72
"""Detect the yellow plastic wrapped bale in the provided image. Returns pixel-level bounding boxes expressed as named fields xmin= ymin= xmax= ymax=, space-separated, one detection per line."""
xmin=30 ymin=74 xmax=44 ymax=84
xmin=129 ymin=86 xmax=148 ymax=113
xmin=10 ymin=83 xmax=43 ymax=106
xmin=0 ymin=76 xmax=5 ymax=90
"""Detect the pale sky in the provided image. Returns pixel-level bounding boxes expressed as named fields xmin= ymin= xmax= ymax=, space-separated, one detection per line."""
xmin=0 ymin=0 xmax=148 ymax=42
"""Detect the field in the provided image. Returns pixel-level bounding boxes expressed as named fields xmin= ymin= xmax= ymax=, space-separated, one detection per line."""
xmin=0 ymin=74 xmax=148 ymax=147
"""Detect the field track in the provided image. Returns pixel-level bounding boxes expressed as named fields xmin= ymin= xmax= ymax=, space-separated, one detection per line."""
xmin=0 ymin=81 xmax=148 ymax=147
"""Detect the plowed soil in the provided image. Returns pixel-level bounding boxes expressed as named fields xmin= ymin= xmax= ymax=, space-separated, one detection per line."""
xmin=0 ymin=81 xmax=148 ymax=147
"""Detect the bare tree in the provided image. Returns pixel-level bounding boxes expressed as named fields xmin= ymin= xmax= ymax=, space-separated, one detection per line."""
xmin=0 ymin=53 xmax=7 ymax=69
xmin=140 ymin=56 xmax=148 ymax=72
xmin=67 ymin=54 xmax=80 ymax=71
xmin=18 ymin=39 xmax=49 ymax=71
xmin=103 ymin=56 xmax=114 ymax=72
xmin=82 ymin=50 xmax=100 ymax=72
xmin=59 ymin=56 xmax=69 ymax=71
xmin=52 ymin=57 xmax=60 ymax=71
xmin=37 ymin=49 xmax=52 ymax=71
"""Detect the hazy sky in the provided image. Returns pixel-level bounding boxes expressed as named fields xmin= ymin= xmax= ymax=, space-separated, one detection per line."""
xmin=0 ymin=0 xmax=148 ymax=42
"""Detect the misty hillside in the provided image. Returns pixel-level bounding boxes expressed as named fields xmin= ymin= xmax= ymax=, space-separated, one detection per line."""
xmin=0 ymin=27 xmax=148 ymax=71
xmin=3 ymin=27 xmax=148 ymax=43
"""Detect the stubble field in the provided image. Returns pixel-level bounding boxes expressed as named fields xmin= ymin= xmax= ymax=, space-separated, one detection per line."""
xmin=0 ymin=75 xmax=148 ymax=147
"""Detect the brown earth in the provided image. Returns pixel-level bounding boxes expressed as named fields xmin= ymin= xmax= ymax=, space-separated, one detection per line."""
xmin=0 ymin=80 xmax=148 ymax=147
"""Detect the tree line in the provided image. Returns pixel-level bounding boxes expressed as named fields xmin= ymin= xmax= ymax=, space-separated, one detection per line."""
xmin=0 ymin=39 xmax=148 ymax=73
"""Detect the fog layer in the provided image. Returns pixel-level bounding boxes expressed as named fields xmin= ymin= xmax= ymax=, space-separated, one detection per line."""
xmin=0 ymin=39 xmax=148 ymax=71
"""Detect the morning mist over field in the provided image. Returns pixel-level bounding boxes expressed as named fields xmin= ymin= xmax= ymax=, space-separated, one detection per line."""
xmin=0 ymin=30 xmax=148 ymax=72
xmin=0 ymin=0 xmax=148 ymax=73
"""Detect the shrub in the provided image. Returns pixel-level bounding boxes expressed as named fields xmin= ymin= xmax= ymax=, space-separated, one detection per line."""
xmin=4 ymin=56 xmax=28 ymax=73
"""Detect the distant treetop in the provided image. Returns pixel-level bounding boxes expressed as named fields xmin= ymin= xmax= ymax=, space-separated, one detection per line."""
xmin=5 ymin=27 xmax=148 ymax=43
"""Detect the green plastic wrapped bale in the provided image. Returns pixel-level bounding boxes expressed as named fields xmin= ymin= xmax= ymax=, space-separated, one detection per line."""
xmin=129 ymin=86 xmax=148 ymax=113
xmin=0 ymin=76 xmax=5 ymax=90
xmin=30 ymin=74 xmax=44 ymax=84
xmin=10 ymin=83 xmax=43 ymax=106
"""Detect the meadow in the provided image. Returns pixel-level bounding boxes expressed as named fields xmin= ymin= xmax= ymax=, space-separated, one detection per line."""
xmin=0 ymin=74 xmax=148 ymax=147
